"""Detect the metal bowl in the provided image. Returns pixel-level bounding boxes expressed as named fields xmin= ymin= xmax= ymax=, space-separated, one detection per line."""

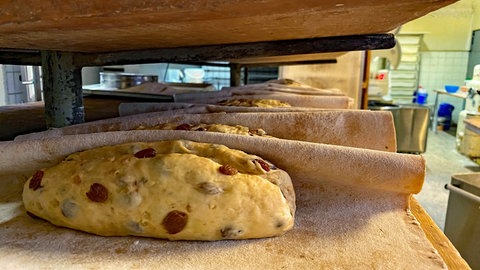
xmin=100 ymin=72 xmax=158 ymax=89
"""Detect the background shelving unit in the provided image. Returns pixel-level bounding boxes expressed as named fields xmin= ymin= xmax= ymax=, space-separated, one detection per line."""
xmin=390 ymin=34 xmax=424 ymax=103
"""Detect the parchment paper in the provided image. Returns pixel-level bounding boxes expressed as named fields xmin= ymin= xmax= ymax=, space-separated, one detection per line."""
xmin=15 ymin=111 xmax=396 ymax=152
xmin=0 ymin=173 xmax=445 ymax=269
xmin=0 ymin=130 xmax=445 ymax=269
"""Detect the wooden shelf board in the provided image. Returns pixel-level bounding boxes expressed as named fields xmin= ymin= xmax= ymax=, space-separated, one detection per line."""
xmin=0 ymin=0 xmax=456 ymax=53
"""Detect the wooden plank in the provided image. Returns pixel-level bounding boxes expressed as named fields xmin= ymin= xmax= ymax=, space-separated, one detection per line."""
xmin=410 ymin=197 xmax=471 ymax=270
xmin=464 ymin=118 xmax=480 ymax=130
xmin=0 ymin=0 xmax=456 ymax=53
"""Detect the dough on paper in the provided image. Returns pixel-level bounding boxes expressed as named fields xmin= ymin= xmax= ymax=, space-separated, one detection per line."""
xmin=22 ymin=140 xmax=295 ymax=241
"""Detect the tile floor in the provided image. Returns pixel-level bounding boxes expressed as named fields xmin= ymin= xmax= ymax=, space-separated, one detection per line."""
xmin=414 ymin=128 xmax=480 ymax=231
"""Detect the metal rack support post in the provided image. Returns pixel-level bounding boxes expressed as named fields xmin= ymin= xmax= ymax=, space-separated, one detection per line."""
xmin=41 ymin=51 xmax=84 ymax=127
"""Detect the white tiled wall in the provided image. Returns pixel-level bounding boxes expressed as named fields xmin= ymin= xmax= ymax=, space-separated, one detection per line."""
xmin=419 ymin=51 xmax=469 ymax=123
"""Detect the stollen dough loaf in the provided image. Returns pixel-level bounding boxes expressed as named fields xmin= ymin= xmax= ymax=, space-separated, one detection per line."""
xmin=218 ymin=98 xmax=291 ymax=107
xmin=135 ymin=122 xmax=269 ymax=137
xmin=22 ymin=140 xmax=295 ymax=241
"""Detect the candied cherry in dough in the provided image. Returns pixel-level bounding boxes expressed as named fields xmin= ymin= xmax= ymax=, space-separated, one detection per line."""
xmin=219 ymin=164 xmax=238 ymax=175
xmin=254 ymin=159 xmax=271 ymax=172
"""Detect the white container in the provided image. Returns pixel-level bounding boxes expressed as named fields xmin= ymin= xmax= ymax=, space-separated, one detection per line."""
xmin=397 ymin=35 xmax=421 ymax=45
xmin=390 ymin=80 xmax=416 ymax=88
xmin=400 ymin=55 xmax=418 ymax=62
xmin=390 ymin=71 xmax=416 ymax=79
xmin=184 ymin=68 xmax=205 ymax=83
xmin=397 ymin=62 xmax=418 ymax=71
xmin=401 ymin=45 xmax=419 ymax=54
xmin=466 ymin=79 xmax=480 ymax=90
xmin=473 ymin=64 xmax=480 ymax=81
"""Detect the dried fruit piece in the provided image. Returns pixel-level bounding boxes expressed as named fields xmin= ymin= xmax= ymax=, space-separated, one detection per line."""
xmin=255 ymin=159 xmax=271 ymax=172
xmin=134 ymin=148 xmax=156 ymax=158
xmin=175 ymin=124 xmax=192 ymax=130
xmin=196 ymin=182 xmax=224 ymax=195
xmin=73 ymin=175 xmax=81 ymax=185
xmin=162 ymin=210 xmax=188 ymax=234
xmin=219 ymin=164 xmax=238 ymax=175
xmin=29 ymin=170 xmax=44 ymax=191
xmin=61 ymin=200 xmax=78 ymax=218
xmin=248 ymin=129 xmax=267 ymax=136
xmin=86 ymin=183 xmax=109 ymax=202
xmin=276 ymin=220 xmax=284 ymax=228
xmin=126 ymin=221 xmax=143 ymax=233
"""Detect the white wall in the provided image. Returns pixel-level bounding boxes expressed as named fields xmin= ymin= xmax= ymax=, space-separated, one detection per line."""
xmin=470 ymin=0 xmax=480 ymax=30
xmin=399 ymin=0 xmax=478 ymax=123
xmin=401 ymin=0 xmax=475 ymax=51
xmin=419 ymin=51 xmax=469 ymax=123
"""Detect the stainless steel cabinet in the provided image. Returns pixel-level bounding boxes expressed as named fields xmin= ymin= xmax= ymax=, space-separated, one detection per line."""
xmin=370 ymin=104 xmax=430 ymax=153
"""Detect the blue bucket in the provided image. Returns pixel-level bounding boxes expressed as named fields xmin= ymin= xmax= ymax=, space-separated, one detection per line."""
xmin=438 ymin=103 xmax=454 ymax=116
xmin=437 ymin=103 xmax=455 ymax=130
xmin=416 ymin=92 xmax=428 ymax=105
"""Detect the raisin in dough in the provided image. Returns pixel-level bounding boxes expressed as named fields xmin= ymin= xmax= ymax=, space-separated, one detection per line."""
xmin=22 ymin=140 xmax=295 ymax=241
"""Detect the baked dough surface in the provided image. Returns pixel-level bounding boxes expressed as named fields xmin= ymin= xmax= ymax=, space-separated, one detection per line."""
xmin=218 ymin=98 xmax=291 ymax=107
xmin=22 ymin=140 xmax=295 ymax=240
xmin=135 ymin=122 xmax=268 ymax=136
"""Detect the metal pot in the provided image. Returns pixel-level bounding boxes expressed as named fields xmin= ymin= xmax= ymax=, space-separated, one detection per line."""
xmin=100 ymin=72 xmax=158 ymax=89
